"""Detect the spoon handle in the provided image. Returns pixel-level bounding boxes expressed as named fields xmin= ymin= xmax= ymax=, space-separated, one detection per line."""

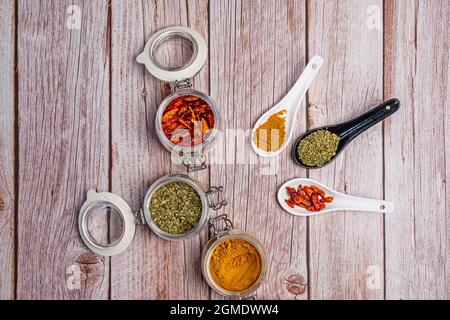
xmin=337 ymin=194 xmax=395 ymax=213
xmin=281 ymin=55 xmax=323 ymax=108
xmin=339 ymin=98 xmax=400 ymax=140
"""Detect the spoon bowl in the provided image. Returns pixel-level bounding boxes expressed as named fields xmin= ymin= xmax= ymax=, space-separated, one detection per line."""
xmin=251 ymin=56 xmax=324 ymax=157
xmin=278 ymin=178 xmax=394 ymax=217
xmin=293 ymin=98 xmax=400 ymax=168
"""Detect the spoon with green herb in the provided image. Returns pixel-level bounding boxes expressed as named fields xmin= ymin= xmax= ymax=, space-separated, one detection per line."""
xmin=293 ymin=98 xmax=400 ymax=169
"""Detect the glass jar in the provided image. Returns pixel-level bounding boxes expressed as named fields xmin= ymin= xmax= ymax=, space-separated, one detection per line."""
xmin=137 ymin=26 xmax=220 ymax=172
xmin=201 ymin=215 xmax=267 ymax=298
xmin=78 ymin=174 xmax=226 ymax=256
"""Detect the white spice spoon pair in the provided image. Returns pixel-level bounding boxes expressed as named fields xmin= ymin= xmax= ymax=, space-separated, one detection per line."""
xmin=251 ymin=55 xmax=324 ymax=157
xmin=278 ymin=178 xmax=394 ymax=217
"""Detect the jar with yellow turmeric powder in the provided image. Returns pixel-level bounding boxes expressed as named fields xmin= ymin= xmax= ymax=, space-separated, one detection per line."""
xmin=201 ymin=214 xmax=267 ymax=298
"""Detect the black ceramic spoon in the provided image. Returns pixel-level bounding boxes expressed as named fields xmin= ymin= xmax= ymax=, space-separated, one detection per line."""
xmin=292 ymin=98 xmax=400 ymax=169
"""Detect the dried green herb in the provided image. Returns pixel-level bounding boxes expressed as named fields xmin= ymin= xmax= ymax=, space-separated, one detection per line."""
xmin=297 ymin=129 xmax=340 ymax=166
xmin=150 ymin=182 xmax=202 ymax=235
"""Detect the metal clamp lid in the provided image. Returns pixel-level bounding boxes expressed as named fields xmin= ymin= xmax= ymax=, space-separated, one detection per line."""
xmin=78 ymin=190 xmax=138 ymax=257
xmin=209 ymin=214 xmax=233 ymax=238
xmin=182 ymin=153 xmax=208 ymax=172
xmin=136 ymin=26 xmax=208 ymax=83
xmin=206 ymin=186 xmax=227 ymax=210
xmin=171 ymin=78 xmax=193 ymax=92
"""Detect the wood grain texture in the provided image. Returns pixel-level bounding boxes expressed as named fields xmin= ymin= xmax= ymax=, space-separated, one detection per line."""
xmin=16 ymin=0 xmax=110 ymax=299
xmin=179 ymin=0 xmax=211 ymax=300
xmin=0 ymin=0 xmax=15 ymax=300
xmin=307 ymin=0 xmax=384 ymax=299
xmin=209 ymin=0 xmax=309 ymax=299
xmin=2 ymin=0 xmax=448 ymax=300
xmin=384 ymin=0 xmax=450 ymax=299
xmin=110 ymin=0 xmax=210 ymax=300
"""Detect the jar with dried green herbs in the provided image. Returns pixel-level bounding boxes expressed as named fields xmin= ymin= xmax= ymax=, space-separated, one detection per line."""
xmin=150 ymin=181 xmax=203 ymax=235
xmin=79 ymin=173 xmax=225 ymax=256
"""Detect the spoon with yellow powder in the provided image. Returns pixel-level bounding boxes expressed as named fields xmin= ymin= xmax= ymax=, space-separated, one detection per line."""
xmin=251 ymin=55 xmax=323 ymax=157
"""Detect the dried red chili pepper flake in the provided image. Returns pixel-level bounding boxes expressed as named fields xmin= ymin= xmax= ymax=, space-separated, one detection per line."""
xmin=312 ymin=185 xmax=326 ymax=197
xmin=285 ymin=199 xmax=295 ymax=208
xmin=161 ymin=95 xmax=215 ymax=147
xmin=286 ymin=186 xmax=296 ymax=195
xmin=284 ymin=184 xmax=333 ymax=212
xmin=303 ymin=186 xmax=314 ymax=197
xmin=184 ymin=96 xmax=199 ymax=102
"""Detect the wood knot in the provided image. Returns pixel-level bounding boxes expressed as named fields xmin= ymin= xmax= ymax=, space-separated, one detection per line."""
xmin=307 ymin=104 xmax=326 ymax=128
xmin=141 ymin=89 xmax=147 ymax=98
xmin=0 ymin=197 xmax=5 ymax=211
xmin=75 ymin=252 xmax=102 ymax=265
xmin=75 ymin=252 xmax=104 ymax=281
xmin=285 ymin=274 xmax=306 ymax=296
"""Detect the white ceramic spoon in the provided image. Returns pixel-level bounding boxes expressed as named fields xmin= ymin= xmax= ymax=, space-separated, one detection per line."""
xmin=277 ymin=178 xmax=394 ymax=217
xmin=251 ymin=55 xmax=324 ymax=157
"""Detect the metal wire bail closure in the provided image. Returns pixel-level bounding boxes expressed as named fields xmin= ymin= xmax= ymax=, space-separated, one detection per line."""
xmin=209 ymin=214 xmax=233 ymax=238
xmin=136 ymin=26 xmax=208 ymax=82
xmin=182 ymin=153 xmax=208 ymax=172
xmin=206 ymin=186 xmax=227 ymax=210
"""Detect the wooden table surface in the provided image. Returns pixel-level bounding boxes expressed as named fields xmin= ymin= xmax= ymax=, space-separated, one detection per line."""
xmin=0 ymin=0 xmax=448 ymax=300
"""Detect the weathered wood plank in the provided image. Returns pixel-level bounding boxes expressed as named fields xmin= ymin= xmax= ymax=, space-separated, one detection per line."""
xmin=209 ymin=0 xmax=308 ymax=299
xmin=8 ymin=0 xmax=448 ymax=301
xmin=110 ymin=0 xmax=210 ymax=300
xmin=16 ymin=0 xmax=110 ymax=299
xmin=384 ymin=0 xmax=450 ymax=299
xmin=0 ymin=0 xmax=15 ymax=300
xmin=179 ymin=0 xmax=211 ymax=300
xmin=307 ymin=0 xmax=384 ymax=299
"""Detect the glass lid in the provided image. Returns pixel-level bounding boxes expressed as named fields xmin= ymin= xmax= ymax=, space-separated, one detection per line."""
xmin=136 ymin=26 xmax=208 ymax=83
xmin=78 ymin=190 xmax=137 ymax=256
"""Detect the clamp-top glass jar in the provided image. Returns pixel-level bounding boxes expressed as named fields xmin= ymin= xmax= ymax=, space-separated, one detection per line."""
xmin=201 ymin=215 xmax=268 ymax=298
xmin=137 ymin=26 xmax=220 ymax=172
xmin=78 ymin=174 xmax=226 ymax=257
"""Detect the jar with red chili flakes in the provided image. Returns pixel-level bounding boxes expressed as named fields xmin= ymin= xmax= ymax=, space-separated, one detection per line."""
xmin=137 ymin=26 xmax=220 ymax=172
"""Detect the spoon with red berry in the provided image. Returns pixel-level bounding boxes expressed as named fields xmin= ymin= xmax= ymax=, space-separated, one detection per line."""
xmin=277 ymin=178 xmax=394 ymax=216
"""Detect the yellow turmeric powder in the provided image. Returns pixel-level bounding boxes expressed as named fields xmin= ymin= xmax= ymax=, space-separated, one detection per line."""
xmin=209 ymin=238 xmax=262 ymax=292
xmin=253 ymin=109 xmax=287 ymax=152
